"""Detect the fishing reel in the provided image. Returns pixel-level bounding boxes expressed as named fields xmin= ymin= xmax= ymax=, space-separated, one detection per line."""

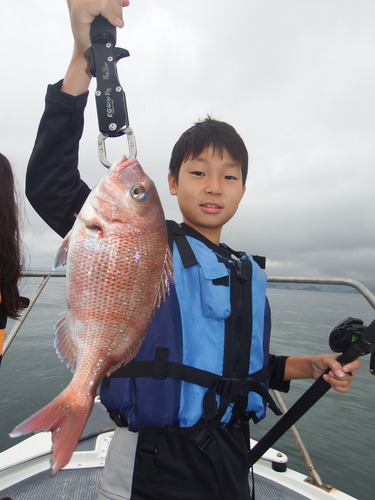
xmin=329 ymin=317 xmax=375 ymax=375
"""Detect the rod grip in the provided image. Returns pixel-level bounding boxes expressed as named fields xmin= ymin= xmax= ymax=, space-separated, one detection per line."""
xmin=90 ymin=15 xmax=116 ymax=45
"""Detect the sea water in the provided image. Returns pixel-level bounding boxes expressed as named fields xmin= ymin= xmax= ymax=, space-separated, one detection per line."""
xmin=0 ymin=277 xmax=374 ymax=500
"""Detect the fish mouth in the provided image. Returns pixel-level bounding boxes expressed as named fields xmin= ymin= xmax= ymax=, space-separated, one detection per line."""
xmin=115 ymin=157 xmax=152 ymax=190
xmin=116 ymin=157 xmax=144 ymax=178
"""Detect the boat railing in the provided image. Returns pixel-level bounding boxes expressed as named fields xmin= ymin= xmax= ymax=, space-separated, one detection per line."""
xmin=4 ymin=272 xmax=375 ymax=488
xmin=268 ymin=276 xmax=375 ymax=488
xmin=268 ymin=276 xmax=375 ymax=309
xmin=3 ymin=271 xmax=66 ymax=357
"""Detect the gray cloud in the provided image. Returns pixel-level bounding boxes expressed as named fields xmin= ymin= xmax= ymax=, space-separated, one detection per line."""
xmin=1 ymin=0 xmax=374 ymax=283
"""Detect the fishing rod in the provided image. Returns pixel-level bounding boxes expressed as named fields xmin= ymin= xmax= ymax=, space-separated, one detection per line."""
xmin=249 ymin=317 xmax=375 ymax=467
xmin=86 ymin=15 xmax=137 ymax=167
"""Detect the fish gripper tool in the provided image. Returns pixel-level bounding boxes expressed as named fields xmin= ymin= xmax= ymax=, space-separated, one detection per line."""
xmin=86 ymin=15 xmax=137 ymax=167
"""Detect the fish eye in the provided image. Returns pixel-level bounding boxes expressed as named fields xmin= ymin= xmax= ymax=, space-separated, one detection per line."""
xmin=85 ymin=224 xmax=103 ymax=238
xmin=131 ymin=184 xmax=148 ymax=200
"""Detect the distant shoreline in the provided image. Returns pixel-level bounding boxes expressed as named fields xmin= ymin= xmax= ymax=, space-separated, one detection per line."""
xmin=267 ymin=282 xmax=375 ymax=294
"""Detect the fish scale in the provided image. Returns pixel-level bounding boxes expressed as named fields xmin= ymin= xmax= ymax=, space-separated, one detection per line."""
xmin=11 ymin=156 xmax=173 ymax=475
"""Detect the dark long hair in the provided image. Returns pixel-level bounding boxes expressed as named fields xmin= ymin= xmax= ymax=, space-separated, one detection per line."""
xmin=0 ymin=153 xmax=23 ymax=319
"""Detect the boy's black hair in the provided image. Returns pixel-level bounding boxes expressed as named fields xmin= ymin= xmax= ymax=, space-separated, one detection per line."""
xmin=169 ymin=117 xmax=248 ymax=184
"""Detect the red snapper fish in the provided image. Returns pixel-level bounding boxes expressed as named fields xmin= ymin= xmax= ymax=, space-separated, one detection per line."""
xmin=11 ymin=156 xmax=173 ymax=474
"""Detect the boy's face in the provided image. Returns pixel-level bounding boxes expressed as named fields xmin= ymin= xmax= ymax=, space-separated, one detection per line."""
xmin=168 ymin=145 xmax=246 ymax=244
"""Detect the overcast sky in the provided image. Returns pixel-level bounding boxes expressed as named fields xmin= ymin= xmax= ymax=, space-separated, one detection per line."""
xmin=1 ymin=0 xmax=374 ymax=282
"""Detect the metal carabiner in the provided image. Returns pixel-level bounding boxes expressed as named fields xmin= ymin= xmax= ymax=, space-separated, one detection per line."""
xmin=97 ymin=127 xmax=137 ymax=168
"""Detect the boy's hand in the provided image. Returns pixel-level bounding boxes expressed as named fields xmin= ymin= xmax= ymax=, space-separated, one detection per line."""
xmin=310 ymin=354 xmax=361 ymax=393
xmin=67 ymin=0 xmax=130 ymax=55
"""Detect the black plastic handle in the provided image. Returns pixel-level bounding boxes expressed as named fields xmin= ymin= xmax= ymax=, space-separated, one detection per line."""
xmin=86 ymin=15 xmax=130 ymax=140
xmin=90 ymin=15 xmax=116 ymax=45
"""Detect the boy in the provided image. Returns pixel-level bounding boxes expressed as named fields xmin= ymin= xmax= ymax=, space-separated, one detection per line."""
xmin=25 ymin=1 xmax=360 ymax=499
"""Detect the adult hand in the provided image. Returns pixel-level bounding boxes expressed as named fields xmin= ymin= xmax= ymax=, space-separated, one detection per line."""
xmin=67 ymin=0 xmax=130 ymax=56
xmin=62 ymin=0 xmax=130 ymax=95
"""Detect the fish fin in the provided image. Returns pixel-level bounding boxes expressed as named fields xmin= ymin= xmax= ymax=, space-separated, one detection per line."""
xmin=54 ymin=313 xmax=77 ymax=371
xmin=10 ymin=387 xmax=93 ymax=475
xmin=155 ymin=245 xmax=174 ymax=309
xmin=53 ymin=232 xmax=70 ymax=270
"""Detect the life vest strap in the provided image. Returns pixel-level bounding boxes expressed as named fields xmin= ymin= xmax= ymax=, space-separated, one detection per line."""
xmin=108 ymin=358 xmax=224 ymax=387
xmin=166 ymin=220 xmax=198 ymax=268
xmin=106 ymin=349 xmax=280 ymax=421
xmin=203 ymin=375 xmax=282 ymax=421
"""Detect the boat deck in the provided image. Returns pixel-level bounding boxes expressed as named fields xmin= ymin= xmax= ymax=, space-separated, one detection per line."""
xmin=0 ymin=467 xmax=313 ymax=500
xmin=2 ymin=272 xmax=370 ymax=500
xmin=0 ymin=400 xmax=342 ymax=500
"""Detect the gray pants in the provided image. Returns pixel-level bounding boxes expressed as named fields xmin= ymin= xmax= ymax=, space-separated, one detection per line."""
xmin=98 ymin=421 xmax=250 ymax=500
xmin=98 ymin=427 xmax=138 ymax=500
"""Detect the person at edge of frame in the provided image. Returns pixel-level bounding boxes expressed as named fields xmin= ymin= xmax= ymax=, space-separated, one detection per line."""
xmin=25 ymin=1 xmax=360 ymax=499
xmin=0 ymin=153 xmax=29 ymax=366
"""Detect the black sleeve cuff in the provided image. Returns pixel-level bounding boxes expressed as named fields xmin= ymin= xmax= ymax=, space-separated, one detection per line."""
xmin=268 ymin=354 xmax=290 ymax=392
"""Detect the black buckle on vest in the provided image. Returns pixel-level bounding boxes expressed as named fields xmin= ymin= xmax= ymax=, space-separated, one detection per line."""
xmin=218 ymin=377 xmax=281 ymax=416
xmin=203 ymin=376 xmax=282 ymax=422
xmin=197 ymin=432 xmax=214 ymax=453
xmin=189 ymin=423 xmax=216 ymax=454
xmin=233 ymin=260 xmax=243 ymax=278
xmin=217 ymin=378 xmax=250 ymax=398
xmin=139 ymin=432 xmax=158 ymax=475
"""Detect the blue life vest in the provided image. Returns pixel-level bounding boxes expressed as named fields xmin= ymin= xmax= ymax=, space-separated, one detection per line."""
xmin=100 ymin=221 xmax=277 ymax=430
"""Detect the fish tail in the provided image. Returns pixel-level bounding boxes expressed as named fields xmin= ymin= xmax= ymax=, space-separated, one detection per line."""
xmin=10 ymin=388 xmax=93 ymax=475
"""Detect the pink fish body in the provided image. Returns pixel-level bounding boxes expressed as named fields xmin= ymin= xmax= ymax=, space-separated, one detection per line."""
xmin=11 ymin=157 xmax=173 ymax=474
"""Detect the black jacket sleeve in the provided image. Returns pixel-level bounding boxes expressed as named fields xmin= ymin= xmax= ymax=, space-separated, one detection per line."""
xmin=26 ymin=81 xmax=91 ymax=238
xmin=268 ymin=354 xmax=290 ymax=392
